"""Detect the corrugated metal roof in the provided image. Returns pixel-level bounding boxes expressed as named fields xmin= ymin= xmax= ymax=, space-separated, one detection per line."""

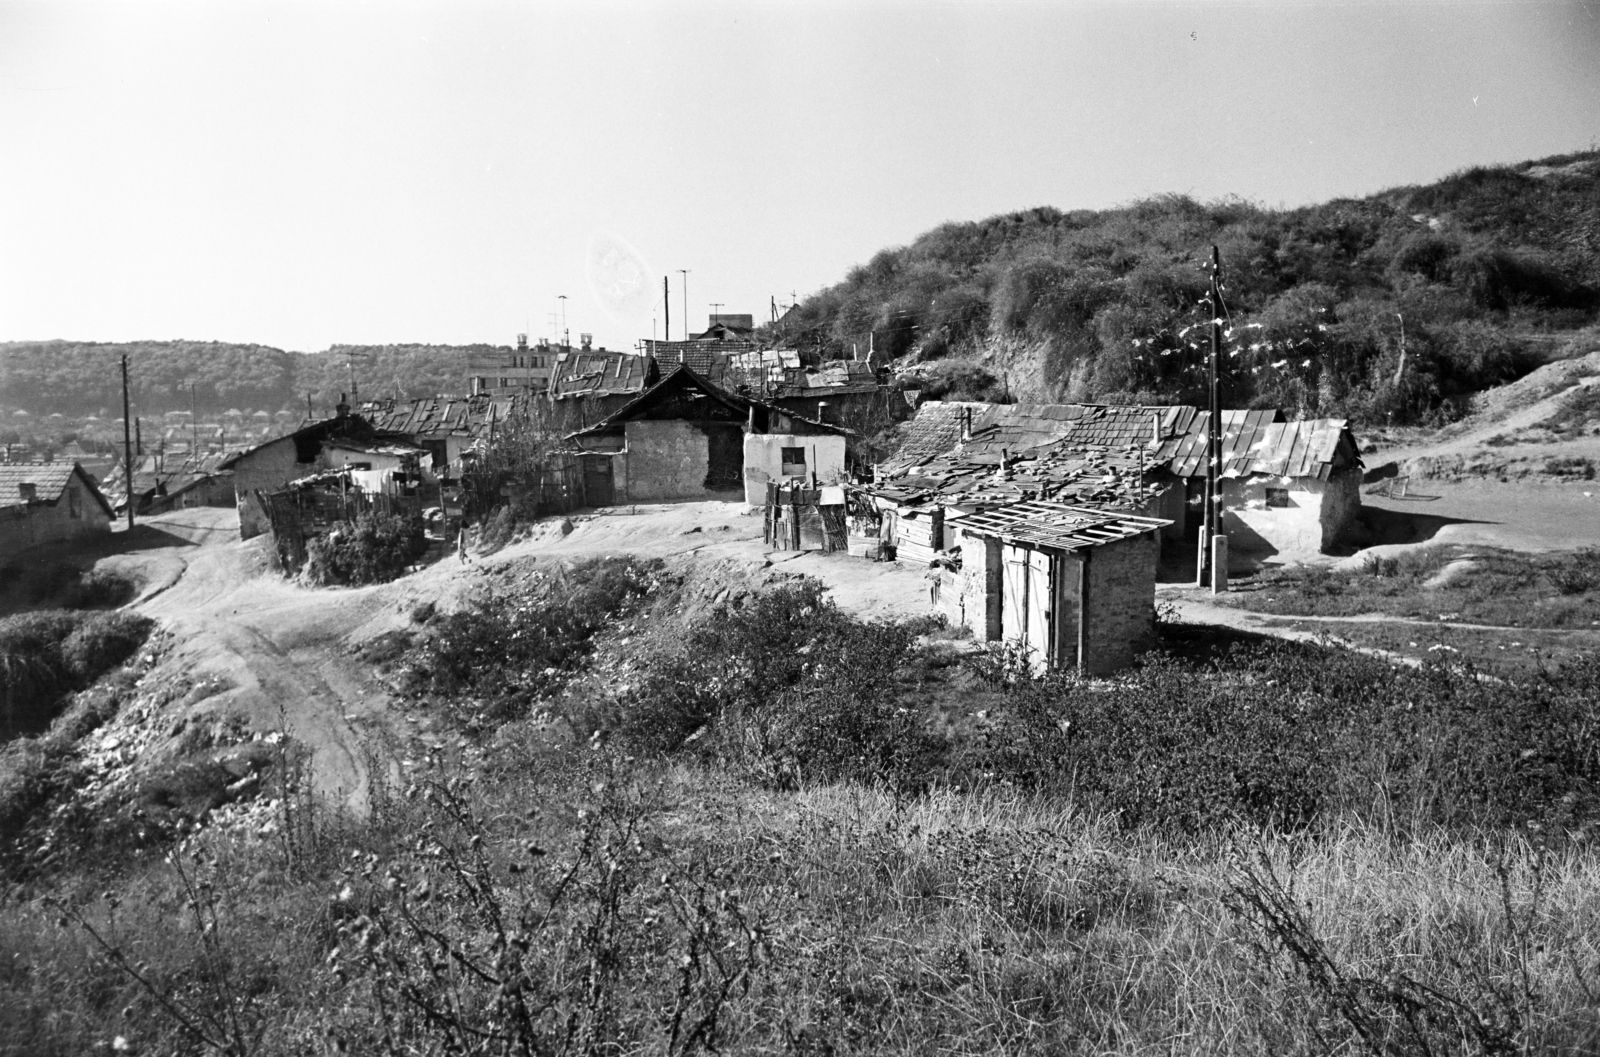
xmin=949 ymin=501 xmax=1170 ymax=551
xmin=549 ymin=351 xmax=655 ymax=400
xmin=360 ymin=394 xmax=521 ymax=439
xmin=1160 ymin=413 xmax=1355 ymax=480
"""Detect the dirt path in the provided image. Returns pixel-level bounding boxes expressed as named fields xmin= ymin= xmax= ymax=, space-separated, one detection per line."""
xmin=1157 ymin=586 xmax=1422 ymax=665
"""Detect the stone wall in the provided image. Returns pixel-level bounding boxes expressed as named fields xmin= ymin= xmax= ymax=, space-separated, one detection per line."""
xmin=615 ymin=420 xmax=745 ymax=502
xmin=1081 ymin=530 xmax=1160 ymax=676
xmin=231 ymin=436 xmax=305 ymax=540
xmin=1319 ymin=467 xmax=1362 ymax=549
xmin=948 ymin=534 xmax=1002 ymax=641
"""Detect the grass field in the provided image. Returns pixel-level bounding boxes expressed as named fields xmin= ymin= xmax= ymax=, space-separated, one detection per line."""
xmin=1226 ymin=544 xmax=1600 ymax=628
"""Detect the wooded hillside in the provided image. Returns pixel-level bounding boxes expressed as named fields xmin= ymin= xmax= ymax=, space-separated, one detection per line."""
xmin=774 ymin=150 xmax=1600 ymax=423
xmin=0 ymin=342 xmax=487 ymax=417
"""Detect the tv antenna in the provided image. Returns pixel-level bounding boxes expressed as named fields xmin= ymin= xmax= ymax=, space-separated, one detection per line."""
xmin=677 ymin=270 xmax=690 ymax=340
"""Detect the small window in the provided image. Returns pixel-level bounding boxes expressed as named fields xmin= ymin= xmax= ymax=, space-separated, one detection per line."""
xmin=780 ymin=446 xmax=806 ymax=476
xmin=1266 ymin=487 xmax=1291 ymax=508
xmin=17 ymin=482 xmax=36 ymax=503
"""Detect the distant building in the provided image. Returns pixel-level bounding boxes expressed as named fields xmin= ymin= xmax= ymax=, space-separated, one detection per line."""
xmin=467 ymin=334 xmax=620 ymax=398
xmin=0 ymin=462 xmax=114 ymax=553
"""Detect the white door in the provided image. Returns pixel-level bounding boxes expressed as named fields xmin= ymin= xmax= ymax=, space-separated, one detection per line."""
xmin=1002 ymin=545 xmax=1054 ymax=671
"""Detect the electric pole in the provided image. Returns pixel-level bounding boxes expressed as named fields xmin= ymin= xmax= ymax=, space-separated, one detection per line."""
xmin=120 ymin=355 xmax=134 ymax=531
xmin=1200 ymin=245 xmax=1227 ymax=592
xmin=663 ymin=276 xmax=670 ymax=343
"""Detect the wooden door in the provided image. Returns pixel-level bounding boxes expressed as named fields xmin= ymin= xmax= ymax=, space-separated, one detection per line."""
xmin=581 ymin=455 xmax=615 ymax=506
xmin=1002 ymin=545 xmax=1054 ymax=670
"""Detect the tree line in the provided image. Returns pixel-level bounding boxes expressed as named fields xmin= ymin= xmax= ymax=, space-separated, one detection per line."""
xmin=0 ymin=341 xmax=495 ymax=417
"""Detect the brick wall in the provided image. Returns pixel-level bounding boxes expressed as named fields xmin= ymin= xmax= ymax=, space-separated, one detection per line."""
xmin=1081 ymin=531 xmax=1159 ymax=675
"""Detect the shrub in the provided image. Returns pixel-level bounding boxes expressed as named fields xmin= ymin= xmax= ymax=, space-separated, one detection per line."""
xmin=303 ymin=513 xmax=427 ymax=586
xmin=616 ymin=578 xmax=943 ymax=788
xmin=1 ymin=611 xmax=153 ymax=738
xmin=414 ymin=557 xmax=663 ymax=727
xmin=1547 ymin=548 xmax=1600 ymax=595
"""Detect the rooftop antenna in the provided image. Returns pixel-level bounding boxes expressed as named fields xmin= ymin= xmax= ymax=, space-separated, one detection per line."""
xmin=558 ymin=294 xmax=568 ymax=348
xmin=710 ymin=302 xmax=724 ymax=324
xmin=677 ymin=269 xmax=690 ymax=340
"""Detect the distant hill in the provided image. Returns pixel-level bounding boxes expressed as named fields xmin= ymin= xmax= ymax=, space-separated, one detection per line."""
xmin=772 ymin=150 xmax=1600 ymax=424
xmin=0 ymin=342 xmax=492 ymax=417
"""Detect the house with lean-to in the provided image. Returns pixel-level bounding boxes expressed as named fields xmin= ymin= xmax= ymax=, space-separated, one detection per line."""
xmin=219 ymin=400 xmax=401 ymax=540
xmin=0 ymin=462 xmax=114 ymax=553
xmin=565 ymin=365 xmax=851 ymax=508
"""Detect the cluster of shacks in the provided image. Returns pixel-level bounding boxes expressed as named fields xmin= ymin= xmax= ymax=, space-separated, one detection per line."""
xmin=847 ymin=400 xmax=1362 ymax=674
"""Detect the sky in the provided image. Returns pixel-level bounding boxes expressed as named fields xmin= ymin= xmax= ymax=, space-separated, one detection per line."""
xmin=3 ymin=0 xmax=1598 ymax=354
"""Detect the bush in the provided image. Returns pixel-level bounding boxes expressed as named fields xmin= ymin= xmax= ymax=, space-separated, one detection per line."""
xmin=615 ymin=578 xmax=943 ymax=788
xmin=414 ymin=557 xmax=663 ymax=727
xmin=1 ymin=611 xmax=154 ymax=738
xmin=303 ymin=513 xmax=427 ymax=586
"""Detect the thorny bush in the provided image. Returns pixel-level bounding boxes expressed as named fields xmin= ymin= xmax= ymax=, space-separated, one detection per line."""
xmin=327 ymin=771 xmax=772 ymax=1057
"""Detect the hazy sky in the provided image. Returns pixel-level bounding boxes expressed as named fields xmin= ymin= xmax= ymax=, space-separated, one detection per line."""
xmin=3 ymin=0 xmax=1598 ymax=353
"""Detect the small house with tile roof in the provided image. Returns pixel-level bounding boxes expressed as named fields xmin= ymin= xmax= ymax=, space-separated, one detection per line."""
xmin=0 ymin=462 xmax=114 ymax=553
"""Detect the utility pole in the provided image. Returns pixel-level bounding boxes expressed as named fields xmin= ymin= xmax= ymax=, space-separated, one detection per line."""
xmin=120 ymin=355 xmax=134 ymax=531
xmin=663 ymin=276 xmax=670 ymax=344
xmin=677 ymin=269 xmax=690 ymax=340
xmin=558 ymin=294 xmax=568 ymax=348
xmin=1200 ymin=245 xmax=1227 ymax=593
xmin=191 ymin=383 xmax=199 ymax=467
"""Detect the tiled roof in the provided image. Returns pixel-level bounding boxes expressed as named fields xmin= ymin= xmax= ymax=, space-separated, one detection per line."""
xmin=549 ymin=351 xmax=655 ymax=400
xmin=0 ymin=463 xmax=76 ymax=507
xmin=643 ymin=339 xmax=760 ymax=381
xmin=0 ymin=462 xmax=114 ymax=517
xmin=883 ymin=401 xmax=991 ymax=472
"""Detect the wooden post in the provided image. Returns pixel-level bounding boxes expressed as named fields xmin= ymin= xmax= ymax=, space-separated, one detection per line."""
xmin=120 ymin=354 xmax=134 ymax=530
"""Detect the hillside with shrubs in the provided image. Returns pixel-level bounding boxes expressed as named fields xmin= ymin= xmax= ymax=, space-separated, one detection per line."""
xmin=777 ymin=150 xmax=1600 ymax=423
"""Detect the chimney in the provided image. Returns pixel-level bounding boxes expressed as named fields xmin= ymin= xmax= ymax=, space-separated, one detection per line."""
xmin=581 ymin=333 xmax=593 ymax=350
xmin=961 ymin=406 xmax=972 ymax=442
xmin=516 ymin=333 xmax=528 ymax=351
xmin=336 ymin=393 xmax=350 ymax=418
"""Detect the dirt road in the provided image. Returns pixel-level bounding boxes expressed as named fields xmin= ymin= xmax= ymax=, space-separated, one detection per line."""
xmin=95 ymin=503 xmax=930 ymax=813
